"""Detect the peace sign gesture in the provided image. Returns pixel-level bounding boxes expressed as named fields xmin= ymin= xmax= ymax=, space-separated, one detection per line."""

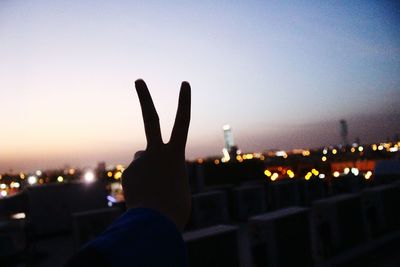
xmin=122 ymin=79 xmax=191 ymax=230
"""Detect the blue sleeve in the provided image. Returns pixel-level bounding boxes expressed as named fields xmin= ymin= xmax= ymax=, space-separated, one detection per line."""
xmin=66 ymin=208 xmax=188 ymax=267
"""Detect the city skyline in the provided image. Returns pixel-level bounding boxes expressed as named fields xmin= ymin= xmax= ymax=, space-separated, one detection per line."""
xmin=1 ymin=1 xmax=399 ymax=172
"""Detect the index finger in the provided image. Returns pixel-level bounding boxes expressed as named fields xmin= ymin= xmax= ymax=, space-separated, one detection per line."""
xmin=135 ymin=79 xmax=163 ymax=149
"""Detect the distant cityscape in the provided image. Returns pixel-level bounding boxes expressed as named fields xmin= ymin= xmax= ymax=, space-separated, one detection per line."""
xmin=1 ymin=128 xmax=399 ymax=201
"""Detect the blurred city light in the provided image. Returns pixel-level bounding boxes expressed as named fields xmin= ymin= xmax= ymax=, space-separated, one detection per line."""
xmin=271 ymin=173 xmax=279 ymax=181
xmin=84 ymin=171 xmax=95 ymax=183
xmin=245 ymin=154 xmax=254 ymax=160
xmin=264 ymin=170 xmax=272 ymax=177
xmin=364 ymin=171 xmax=373 ymax=180
xmin=11 ymin=213 xmax=26 ymax=219
xmin=311 ymin=169 xmax=319 ymax=176
xmin=275 ymin=151 xmax=288 ymax=158
xmin=351 ymin=168 xmax=360 ymax=176
xmin=114 ymin=171 xmax=122 ymax=180
xmin=10 ymin=182 xmax=20 ymax=188
xmin=107 ymin=195 xmax=117 ymax=203
xmin=28 ymin=176 xmax=38 ymax=185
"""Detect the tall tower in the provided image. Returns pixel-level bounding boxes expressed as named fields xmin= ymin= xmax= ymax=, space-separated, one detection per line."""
xmin=340 ymin=120 xmax=348 ymax=146
xmin=222 ymin=124 xmax=238 ymax=162
xmin=223 ymin=124 xmax=234 ymax=152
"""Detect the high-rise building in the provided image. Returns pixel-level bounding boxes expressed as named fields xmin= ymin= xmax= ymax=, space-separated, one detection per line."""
xmin=223 ymin=124 xmax=234 ymax=152
xmin=222 ymin=125 xmax=239 ymax=161
xmin=340 ymin=120 xmax=348 ymax=146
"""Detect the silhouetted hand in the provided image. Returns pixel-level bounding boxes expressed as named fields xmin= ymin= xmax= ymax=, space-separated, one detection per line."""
xmin=122 ymin=79 xmax=191 ymax=230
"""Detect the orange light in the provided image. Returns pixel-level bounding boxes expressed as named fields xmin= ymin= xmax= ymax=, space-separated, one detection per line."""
xmin=114 ymin=171 xmax=122 ymax=180
xmin=116 ymin=164 xmax=124 ymax=171
xmin=311 ymin=169 xmax=319 ymax=176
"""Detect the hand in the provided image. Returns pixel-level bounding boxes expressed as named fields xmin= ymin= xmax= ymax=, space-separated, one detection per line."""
xmin=122 ymin=79 xmax=191 ymax=230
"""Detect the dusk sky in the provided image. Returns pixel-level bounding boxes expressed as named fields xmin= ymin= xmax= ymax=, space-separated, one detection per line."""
xmin=1 ymin=1 xmax=399 ymax=172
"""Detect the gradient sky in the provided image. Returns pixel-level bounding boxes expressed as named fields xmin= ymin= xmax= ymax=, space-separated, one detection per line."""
xmin=1 ymin=1 xmax=399 ymax=172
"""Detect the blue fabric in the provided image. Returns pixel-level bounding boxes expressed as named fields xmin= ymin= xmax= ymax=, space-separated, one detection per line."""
xmin=81 ymin=208 xmax=187 ymax=267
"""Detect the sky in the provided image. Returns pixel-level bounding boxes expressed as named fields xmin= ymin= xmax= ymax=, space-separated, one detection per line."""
xmin=1 ymin=1 xmax=399 ymax=172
